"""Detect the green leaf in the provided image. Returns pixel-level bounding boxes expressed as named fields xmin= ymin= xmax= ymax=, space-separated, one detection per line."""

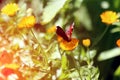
xmin=41 ymin=0 xmax=67 ymax=24
xmin=113 ymin=0 xmax=120 ymax=8
xmin=114 ymin=66 xmax=120 ymax=76
xmin=89 ymin=50 xmax=97 ymax=59
xmin=33 ymin=72 xmax=47 ymax=80
xmin=61 ymin=55 xmax=68 ymax=70
xmin=113 ymin=22 xmax=120 ymax=26
xmin=73 ymin=5 xmax=92 ymax=31
xmin=80 ymin=66 xmax=99 ymax=80
xmin=111 ymin=26 xmax=120 ymax=33
xmin=80 ymin=47 xmax=87 ymax=61
xmin=69 ymin=70 xmax=78 ymax=77
xmin=98 ymin=48 xmax=120 ymax=61
xmin=58 ymin=71 xmax=69 ymax=80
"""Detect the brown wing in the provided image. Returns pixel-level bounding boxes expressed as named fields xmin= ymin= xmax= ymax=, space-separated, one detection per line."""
xmin=56 ymin=26 xmax=70 ymax=42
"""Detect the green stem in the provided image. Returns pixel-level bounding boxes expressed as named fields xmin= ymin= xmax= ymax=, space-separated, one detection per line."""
xmin=86 ymin=47 xmax=93 ymax=80
xmin=87 ymin=47 xmax=91 ymax=65
xmin=92 ymin=25 xmax=109 ymax=48
xmin=58 ymin=43 xmax=65 ymax=57
xmin=78 ymin=46 xmax=82 ymax=66
xmin=30 ymin=28 xmax=48 ymax=65
xmin=71 ymin=53 xmax=82 ymax=80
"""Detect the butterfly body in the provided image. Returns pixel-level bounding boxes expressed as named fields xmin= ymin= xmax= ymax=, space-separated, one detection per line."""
xmin=56 ymin=23 xmax=74 ymax=42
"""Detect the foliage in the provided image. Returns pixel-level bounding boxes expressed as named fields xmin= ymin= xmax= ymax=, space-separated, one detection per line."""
xmin=0 ymin=0 xmax=120 ymax=80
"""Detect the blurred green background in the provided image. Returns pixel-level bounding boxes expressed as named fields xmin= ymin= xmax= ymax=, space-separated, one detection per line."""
xmin=84 ymin=0 xmax=120 ymax=80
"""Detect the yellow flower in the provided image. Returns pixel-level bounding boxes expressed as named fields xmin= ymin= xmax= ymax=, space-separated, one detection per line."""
xmin=1 ymin=3 xmax=19 ymax=16
xmin=18 ymin=16 xmax=36 ymax=28
xmin=47 ymin=25 xmax=56 ymax=33
xmin=82 ymin=38 xmax=91 ymax=47
xmin=100 ymin=11 xmax=118 ymax=25
xmin=5 ymin=63 xmax=20 ymax=70
xmin=116 ymin=39 xmax=120 ymax=47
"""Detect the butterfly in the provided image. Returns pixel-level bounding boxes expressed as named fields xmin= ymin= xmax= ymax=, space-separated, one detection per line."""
xmin=56 ymin=23 xmax=74 ymax=42
xmin=56 ymin=23 xmax=79 ymax=50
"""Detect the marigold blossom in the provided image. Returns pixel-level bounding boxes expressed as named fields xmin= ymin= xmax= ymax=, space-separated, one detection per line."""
xmin=18 ymin=16 xmax=36 ymax=28
xmin=59 ymin=38 xmax=79 ymax=50
xmin=1 ymin=3 xmax=19 ymax=16
xmin=100 ymin=11 xmax=118 ymax=24
xmin=82 ymin=38 xmax=91 ymax=47
xmin=116 ymin=39 xmax=120 ymax=47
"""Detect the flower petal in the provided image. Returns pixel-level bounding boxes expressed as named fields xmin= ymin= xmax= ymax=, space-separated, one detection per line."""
xmin=18 ymin=16 xmax=36 ymax=28
xmin=116 ymin=39 xmax=120 ymax=47
xmin=100 ymin=11 xmax=118 ymax=24
xmin=59 ymin=38 xmax=79 ymax=50
xmin=1 ymin=3 xmax=19 ymax=16
xmin=82 ymin=38 xmax=91 ymax=47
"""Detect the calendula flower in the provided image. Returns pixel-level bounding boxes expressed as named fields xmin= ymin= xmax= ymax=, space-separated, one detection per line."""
xmin=59 ymin=38 xmax=79 ymax=50
xmin=18 ymin=16 xmax=36 ymax=28
xmin=82 ymin=38 xmax=91 ymax=47
xmin=116 ymin=39 xmax=120 ymax=47
xmin=1 ymin=3 xmax=19 ymax=16
xmin=100 ymin=11 xmax=119 ymax=24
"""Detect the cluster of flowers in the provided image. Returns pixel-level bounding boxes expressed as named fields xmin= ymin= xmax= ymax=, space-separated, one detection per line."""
xmin=100 ymin=10 xmax=120 ymax=47
xmin=0 ymin=51 xmax=25 ymax=80
xmin=0 ymin=2 xmax=120 ymax=80
xmin=0 ymin=3 xmax=91 ymax=80
xmin=1 ymin=3 xmax=91 ymax=50
xmin=0 ymin=3 xmax=36 ymax=80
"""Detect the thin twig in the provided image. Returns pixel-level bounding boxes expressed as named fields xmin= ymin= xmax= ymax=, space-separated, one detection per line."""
xmin=30 ymin=28 xmax=48 ymax=65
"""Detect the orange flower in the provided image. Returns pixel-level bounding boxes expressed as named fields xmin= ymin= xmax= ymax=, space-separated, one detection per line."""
xmin=116 ymin=39 xmax=120 ymax=47
xmin=0 ymin=51 xmax=13 ymax=66
xmin=1 ymin=3 xmax=19 ymax=16
xmin=1 ymin=68 xmax=15 ymax=77
xmin=1 ymin=67 xmax=25 ymax=80
xmin=18 ymin=16 xmax=36 ymax=28
xmin=59 ymin=37 xmax=79 ymax=50
xmin=82 ymin=38 xmax=91 ymax=47
xmin=100 ymin=11 xmax=118 ymax=24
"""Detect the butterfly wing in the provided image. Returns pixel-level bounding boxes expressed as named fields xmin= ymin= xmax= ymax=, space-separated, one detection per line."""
xmin=65 ymin=23 xmax=74 ymax=39
xmin=56 ymin=26 xmax=70 ymax=42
